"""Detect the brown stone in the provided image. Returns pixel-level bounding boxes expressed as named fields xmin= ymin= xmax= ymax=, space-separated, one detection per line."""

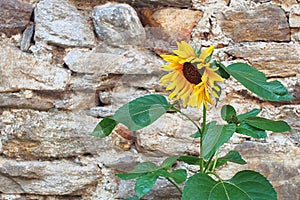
xmin=0 ymin=0 xmax=33 ymax=37
xmin=224 ymin=43 xmax=300 ymax=77
xmin=71 ymin=0 xmax=191 ymax=8
xmin=216 ymin=4 xmax=290 ymax=42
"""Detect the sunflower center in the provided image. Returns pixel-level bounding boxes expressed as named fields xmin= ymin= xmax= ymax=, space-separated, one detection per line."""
xmin=183 ymin=62 xmax=203 ymax=84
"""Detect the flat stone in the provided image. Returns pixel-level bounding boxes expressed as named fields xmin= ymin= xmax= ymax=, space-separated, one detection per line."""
xmin=0 ymin=109 xmax=111 ymax=160
xmin=216 ymin=4 xmax=290 ymax=42
xmin=0 ymin=43 xmax=70 ymax=92
xmin=92 ymin=3 xmax=146 ymax=47
xmin=0 ymin=158 xmax=99 ymax=195
xmin=289 ymin=4 xmax=300 ymax=28
xmin=224 ymin=43 xmax=300 ymax=77
xmin=64 ymin=48 xmax=163 ymax=75
xmin=0 ymin=0 xmax=33 ymax=37
xmin=217 ymin=140 xmax=300 ymax=200
xmin=34 ymin=0 xmax=95 ymax=48
xmin=71 ymin=0 xmax=191 ymax=8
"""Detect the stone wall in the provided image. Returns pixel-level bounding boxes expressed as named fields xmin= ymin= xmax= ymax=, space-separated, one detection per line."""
xmin=0 ymin=0 xmax=299 ymax=199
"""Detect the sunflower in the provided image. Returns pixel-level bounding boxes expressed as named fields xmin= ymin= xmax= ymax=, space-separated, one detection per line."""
xmin=159 ymin=41 xmax=224 ymax=109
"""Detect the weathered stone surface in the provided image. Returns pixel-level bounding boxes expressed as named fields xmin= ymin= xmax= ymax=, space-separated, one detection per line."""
xmin=20 ymin=25 xmax=34 ymax=52
xmin=224 ymin=43 xmax=300 ymax=77
xmin=0 ymin=43 xmax=70 ymax=92
xmin=0 ymin=0 xmax=33 ymax=37
xmin=218 ymin=139 xmax=300 ymax=200
xmin=0 ymin=109 xmax=110 ymax=160
xmin=289 ymin=4 xmax=300 ymax=28
xmin=71 ymin=0 xmax=191 ymax=8
xmin=64 ymin=48 xmax=163 ymax=75
xmin=216 ymin=4 xmax=290 ymax=42
xmin=192 ymin=0 xmax=229 ymax=7
xmin=140 ymin=8 xmax=203 ymax=42
xmin=34 ymin=0 xmax=95 ymax=48
xmin=0 ymin=158 xmax=99 ymax=195
xmin=92 ymin=3 xmax=146 ymax=47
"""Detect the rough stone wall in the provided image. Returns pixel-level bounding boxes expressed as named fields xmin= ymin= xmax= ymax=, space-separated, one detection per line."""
xmin=0 ymin=0 xmax=299 ymax=199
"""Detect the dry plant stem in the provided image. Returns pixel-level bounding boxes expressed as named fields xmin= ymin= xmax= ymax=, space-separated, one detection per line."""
xmin=166 ymin=177 xmax=183 ymax=194
xmin=200 ymin=106 xmax=207 ymax=173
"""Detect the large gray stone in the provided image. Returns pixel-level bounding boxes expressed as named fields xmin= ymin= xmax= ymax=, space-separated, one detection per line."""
xmin=216 ymin=4 xmax=290 ymax=42
xmin=0 ymin=158 xmax=99 ymax=195
xmin=0 ymin=43 xmax=70 ymax=92
xmin=92 ymin=3 xmax=146 ymax=47
xmin=0 ymin=109 xmax=111 ymax=160
xmin=34 ymin=0 xmax=95 ymax=48
xmin=0 ymin=0 xmax=33 ymax=37
xmin=224 ymin=43 xmax=300 ymax=77
xmin=64 ymin=49 xmax=163 ymax=74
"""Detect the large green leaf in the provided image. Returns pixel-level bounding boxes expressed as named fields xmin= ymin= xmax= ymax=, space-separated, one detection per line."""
xmin=135 ymin=173 xmax=158 ymax=198
xmin=182 ymin=170 xmax=277 ymax=200
xmin=236 ymin=121 xmax=267 ymax=138
xmin=202 ymin=122 xmax=236 ymax=159
xmin=169 ymin=169 xmax=187 ymax=184
xmin=237 ymin=109 xmax=261 ymax=121
xmin=220 ymin=63 xmax=293 ymax=101
xmin=91 ymin=118 xmax=117 ymax=138
xmin=112 ymin=94 xmax=172 ymax=131
xmin=245 ymin=117 xmax=291 ymax=132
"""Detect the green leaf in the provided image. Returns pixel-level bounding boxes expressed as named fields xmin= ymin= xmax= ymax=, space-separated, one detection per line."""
xmin=221 ymin=105 xmax=237 ymax=123
xmin=161 ymin=155 xmax=181 ymax=170
xmin=124 ymin=197 xmax=139 ymax=200
xmin=220 ymin=62 xmax=293 ymax=101
xmin=135 ymin=173 xmax=158 ymax=198
xmin=215 ymin=150 xmax=247 ymax=168
xmin=227 ymin=170 xmax=277 ymax=200
xmin=237 ymin=109 xmax=261 ymax=121
xmin=91 ymin=118 xmax=117 ymax=138
xmin=190 ymin=130 xmax=200 ymax=138
xmin=182 ymin=173 xmax=217 ymax=200
xmin=236 ymin=121 xmax=267 ymax=138
xmin=169 ymin=169 xmax=187 ymax=184
xmin=178 ymin=155 xmax=201 ymax=165
xmin=112 ymin=94 xmax=172 ymax=131
xmin=182 ymin=170 xmax=277 ymax=200
xmin=116 ymin=162 xmax=159 ymax=180
xmin=202 ymin=122 xmax=236 ymax=159
xmin=245 ymin=117 xmax=291 ymax=132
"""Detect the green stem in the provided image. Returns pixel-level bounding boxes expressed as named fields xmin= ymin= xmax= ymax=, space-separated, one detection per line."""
xmin=211 ymin=149 xmax=220 ymax=172
xmin=200 ymin=106 xmax=207 ymax=173
xmin=204 ymin=152 xmax=215 ymax=173
xmin=171 ymin=106 xmax=201 ymax=133
xmin=166 ymin=177 xmax=183 ymax=194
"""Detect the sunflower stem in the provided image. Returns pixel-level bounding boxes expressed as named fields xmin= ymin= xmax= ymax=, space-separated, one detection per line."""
xmin=200 ymin=106 xmax=207 ymax=173
xmin=166 ymin=177 xmax=183 ymax=194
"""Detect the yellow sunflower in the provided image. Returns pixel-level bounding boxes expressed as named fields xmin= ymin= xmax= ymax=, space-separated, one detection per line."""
xmin=159 ymin=41 xmax=224 ymax=109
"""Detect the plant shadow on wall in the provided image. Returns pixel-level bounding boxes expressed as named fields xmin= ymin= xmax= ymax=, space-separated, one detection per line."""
xmin=92 ymin=41 xmax=293 ymax=200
